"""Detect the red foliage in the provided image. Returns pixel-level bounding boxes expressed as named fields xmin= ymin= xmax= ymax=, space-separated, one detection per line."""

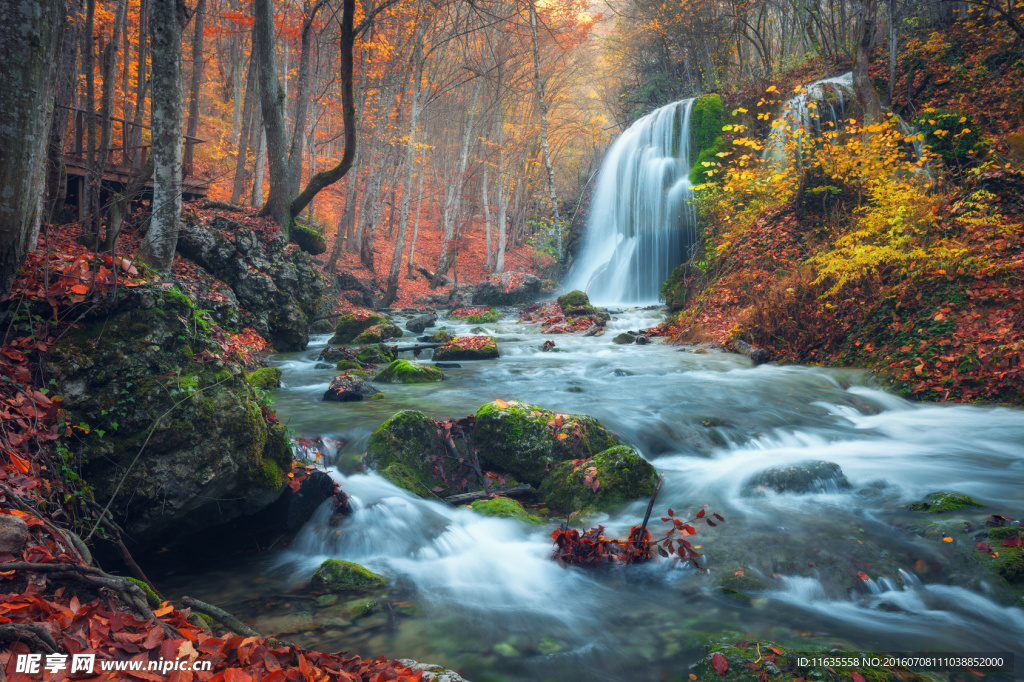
xmin=448 ymin=307 xmax=493 ymax=319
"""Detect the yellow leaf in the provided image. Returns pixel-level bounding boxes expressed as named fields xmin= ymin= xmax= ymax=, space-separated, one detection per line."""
xmin=556 ymin=433 xmax=569 ymax=440
xmin=494 ymin=398 xmax=508 ymax=408
xmin=943 ymin=536 xmax=953 ymax=543
xmin=766 ymin=85 xmax=777 ymax=93
xmin=153 ymin=604 xmax=174 ymax=617
xmin=287 ymin=472 xmax=295 ymax=478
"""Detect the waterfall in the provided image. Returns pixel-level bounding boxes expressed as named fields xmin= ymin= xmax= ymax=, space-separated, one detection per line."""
xmin=565 ymin=98 xmax=699 ymax=304
xmin=765 ymin=72 xmax=853 ymax=162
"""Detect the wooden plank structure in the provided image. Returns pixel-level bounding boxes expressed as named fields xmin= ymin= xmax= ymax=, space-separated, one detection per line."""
xmin=60 ymin=105 xmax=209 ymax=220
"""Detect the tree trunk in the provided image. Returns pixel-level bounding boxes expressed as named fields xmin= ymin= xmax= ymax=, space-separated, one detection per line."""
xmin=495 ymin=149 xmax=507 ymax=274
xmin=887 ymin=0 xmax=897 ymax=106
xmin=483 ymin=165 xmax=492 ymax=269
xmin=0 ymin=0 xmax=65 ymax=293
xmin=253 ymin=0 xmax=291 ymax=233
xmin=287 ymin=0 xmax=326 ymax=201
xmin=853 ymin=0 xmax=883 ymax=125
xmin=529 ymin=0 xmax=562 ymax=261
xmin=82 ymin=0 xmax=98 ymax=237
xmin=407 ymin=160 xmax=425 ymax=279
xmin=252 ymin=125 xmax=266 ymax=206
xmin=45 ymin=0 xmax=83 ymax=223
xmin=95 ymin=0 xmax=128 ymax=249
xmin=183 ymin=0 xmax=206 ymax=174
xmin=139 ymin=0 xmax=187 ymax=272
xmin=129 ymin=0 xmax=149 ymax=167
xmin=231 ymin=49 xmax=258 ymax=204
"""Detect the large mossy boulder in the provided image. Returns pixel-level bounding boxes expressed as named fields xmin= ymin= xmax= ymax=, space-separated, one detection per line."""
xmin=353 ymin=321 xmax=403 ymax=345
xmin=374 ymin=359 xmax=444 ymax=384
xmin=433 ymin=336 xmax=499 ymax=361
xmin=41 ymin=287 xmax=293 ymax=547
xmin=329 ymin=309 xmax=392 ymax=344
xmin=426 ymin=330 xmax=453 ymax=344
xmin=365 ymin=411 xmax=453 ymax=497
xmin=176 ymin=217 xmax=324 ymax=351
xmin=660 ymin=263 xmax=687 ymax=311
xmin=290 ymin=224 xmax=327 ymax=255
xmin=247 ymin=367 xmax=282 ymax=389
xmin=310 ymin=559 xmax=388 ymax=592
xmin=908 ymin=491 xmax=983 ymax=513
xmin=323 ymin=374 xmax=379 ymax=402
xmin=556 ymin=290 xmax=597 ymax=317
xmin=468 ymin=497 xmax=543 ymax=524
xmin=355 ymin=343 xmax=397 ymax=365
xmin=472 ymin=400 xmax=616 ymax=486
xmin=538 ymin=446 xmax=658 ymax=513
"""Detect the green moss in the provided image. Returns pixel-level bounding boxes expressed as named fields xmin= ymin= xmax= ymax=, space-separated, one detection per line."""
xmin=353 ymin=321 xmax=403 ymax=345
xmin=355 ymin=343 xmax=397 ymax=365
xmin=688 ymin=94 xmax=728 ymax=185
xmin=335 ymin=359 xmax=362 ymax=371
xmin=330 ymin=310 xmax=391 ymax=344
xmin=369 ymin=392 xmax=385 ymax=400
xmin=427 ymin=330 xmax=453 ymax=344
xmin=660 ymin=263 xmax=688 ymax=311
xmin=914 ymin=109 xmax=987 ymax=168
xmin=246 ymin=367 xmax=282 ymax=389
xmin=125 ymin=577 xmax=162 ymax=608
xmin=468 ymin=497 xmax=544 ymax=524
xmin=373 ymin=359 xmax=444 ymax=384
xmin=366 ymin=411 xmax=454 ymax=496
xmin=986 ymin=527 xmax=1024 ymax=583
xmin=309 ymin=559 xmax=388 ymax=592
xmin=378 ymin=462 xmax=437 ymax=497
xmin=290 ymin=223 xmax=328 ymax=255
xmin=433 ymin=336 xmax=500 ymax=361
xmin=472 ymin=400 xmax=616 ymax=486
xmin=556 ymin=290 xmax=597 ymax=316
xmin=538 ymin=445 xmax=658 ymax=513
xmin=908 ymin=491 xmax=983 ymax=512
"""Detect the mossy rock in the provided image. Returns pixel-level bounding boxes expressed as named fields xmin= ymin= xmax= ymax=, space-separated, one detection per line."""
xmin=246 ymin=367 xmax=282 ymax=390
xmin=374 ymin=359 xmax=444 ymax=384
xmin=556 ymin=290 xmax=597 ymax=316
xmin=427 ymin=330 xmax=453 ymax=344
xmin=660 ymin=263 xmax=687 ymax=311
xmin=613 ymin=333 xmax=634 ymax=345
xmin=290 ymin=224 xmax=327 ymax=255
xmin=984 ymin=527 xmax=1024 ymax=583
xmin=692 ymin=638 xmax=928 ymax=682
xmin=468 ymin=497 xmax=543 ymax=524
xmin=353 ymin=321 xmax=403 ymax=345
xmin=309 ymin=559 xmax=388 ymax=592
xmin=366 ymin=411 xmax=454 ymax=496
xmin=909 ymin=491 xmax=983 ymax=513
xmin=538 ymin=446 xmax=658 ymax=513
xmin=355 ymin=343 xmax=397 ymax=365
xmin=472 ymin=400 xmax=616 ymax=486
xmin=329 ymin=309 xmax=391 ymax=344
xmin=336 ymin=359 xmax=362 ymax=371
xmin=125 ymin=577 xmax=162 ymax=609
xmin=433 ymin=336 xmax=499 ymax=361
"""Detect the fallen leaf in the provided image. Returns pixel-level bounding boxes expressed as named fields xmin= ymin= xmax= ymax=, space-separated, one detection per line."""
xmin=857 ymin=571 xmax=869 ymax=580
xmin=712 ymin=652 xmax=729 ymax=675
xmin=494 ymin=399 xmax=508 ymax=408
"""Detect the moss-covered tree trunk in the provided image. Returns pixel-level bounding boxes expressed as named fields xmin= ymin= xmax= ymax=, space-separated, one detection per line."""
xmin=853 ymin=0 xmax=883 ymax=125
xmin=0 ymin=0 xmax=65 ymax=293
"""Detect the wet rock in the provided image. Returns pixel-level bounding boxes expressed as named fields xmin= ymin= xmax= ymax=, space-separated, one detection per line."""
xmin=176 ymin=219 xmax=323 ymax=351
xmin=406 ymin=313 xmax=436 ymax=334
xmin=336 ymin=359 xmax=361 ymax=371
xmin=538 ymin=446 xmax=658 ymax=513
xmin=310 ymin=559 xmax=388 ymax=592
xmin=433 ymin=336 xmax=499 ymax=361
xmin=473 ymin=400 xmax=616 ymax=486
xmin=613 ymin=333 xmax=635 ymax=345
xmin=322 ymin=374 xmax=380 ymax=402
xmin=468 ymin=497 xmax=543 ymax=524
xmin=355 ymin=343 xmax=397 ymax=366
xmin=352 ymin=321 xmax=403 ymax=345
xmin=415 ymin=293 xmax=450 ymax=305
xmin=373 ymin=359 xmax=444 ymax=384
xmin=448 ymin=285 xmax=476 ymax=307
xmin=909 ymin=491 xmax=984 ymax=512
xmin=246 ymin=367 xmax=282 ymax=389
xmin=557 ymin=290 xmax=598 ymax=316
xmin=742 ymin=460 xmax=851 ymax=496
xmin=634 ymin=335 xmax=650 ymax=345
xmin=334 ymin=272 xmax=377 ymax=309
xmin=728 ymin=338 xmax=770 ymax=365
xmin=365 ymin=411 xmax=453 ymax=496
xmin=41 ymin=286 xmax=293 ymax=547
xmin=472 ymin=272 xmax=542 ymax=306
xmin=290 ymin=224 xmax=327 ymax=255
xmin=433 ymin=362 xmax=462 ymax=369
xmin=328 ymin=309 xmax=394 ymax=345
xmin=258 ymin=611 xmax=319 ymax=635
xmin=426 ymin=330 xmax=453 ymax=344
xmin=0 ymin=514 xmax=29 ymax=553
xmin=396 ymin=660 xmax=468 ymax=682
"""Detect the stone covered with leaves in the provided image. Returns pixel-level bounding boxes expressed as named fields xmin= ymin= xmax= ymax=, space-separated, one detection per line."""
xmin=352 ymin=321 xmax=403 ymax=345
xmin=538 ymin=445 xmax=658 ymax=513
xmin=41 ymin=286 xmax=293 ymax=546
xmin=176 ymin=216 xmax=324 ymax=351
xmin=472 ymin=400 xmax=616 ymax=486
xmin=323 ymin=374 xmax=380 ymax=402
xmin=374 ymin=359 xmax=444 ymax=383
xmin=432 ymin=336 xmax=499 ymax=361
xmin=310 ymin=559 xmax=388 ymax=592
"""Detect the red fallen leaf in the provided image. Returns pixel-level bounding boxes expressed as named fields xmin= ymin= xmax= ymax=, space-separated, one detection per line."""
xmin=976 ymin=542 xmax=992 ymax=553
xmin=857 ymin=571 xmax=869 ymax=580
xmin=711 ymin=652 xmax=729 ymax=675
xmin=733 ymin=641 xmax=751 ymax=648
xmin=696 ymin=509 xmax=706 ymax=518
xmin=591 ymin=478 xmax=600 ymax=493
xmin=986 ymin=514 xmax=1010 ymax=526
xmin=1002 ymin=537 xmax=1022 ymax=547
xmin=852 ymin=673 xmax=867 ymax=682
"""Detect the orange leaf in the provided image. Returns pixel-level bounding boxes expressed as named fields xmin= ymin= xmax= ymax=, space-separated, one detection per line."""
xmin=494 ymin=399 xmax=508 ymax=408
xmin=942 ymin=536 xmax=953 ymax=543
xmin=556 ymin=433 xmax=568 ymax=440
xmin=857 ymin=571 xmax=869 ymax=580
xmin=711 ymin=652 xmax=729 ymax=675
xmin=9 ymin=454 xmax=31 ymax=474
xmin=152 ymin=603 xmax=174 ymax=617
xmin=70 ymin=284 xmax=89 ymax=295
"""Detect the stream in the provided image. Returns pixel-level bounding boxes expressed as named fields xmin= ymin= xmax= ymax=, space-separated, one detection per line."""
xmin=158 ymin=308 xmax=1024 ymax=681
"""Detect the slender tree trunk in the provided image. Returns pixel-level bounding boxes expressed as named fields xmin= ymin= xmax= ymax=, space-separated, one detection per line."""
xmin=129 ymin=0 xmax=149 ymax=166
xmin=252 ymin=126 xmax=266 ymax=206
xmin=887 ymin=0 xmax=897 ymax=106
xmin=46 ymin=0 xmax=83 ymax=222
xmin=253 ymin=0 xmax=291 ymax=232
xmin=140 ymin=0 xmax=187 ymax=272
xmin=183 ymin=0 xmax=206 ymax=174
xmin=853 ymin=0 xmax=883 ymax=125
xmin=231 ymin=50 xmax=258 ymax=204
xmin=288 ymin=0 xmax=326 ymax=200
xmin=495 ymin=149 xmax=508 ymax=274
xmin=529 ymin=0 xmax=562 ymax=260
xmin=407 ymin=159 xmax=425 ymax=278
xmin=0 ymin=0 xmax=65 ymax=292
xmin=94 ymin=0 xmax=128 ymax=249
xmin=483 ymin=165 xmax=492 ymax=269
xmin=82 ymin=0 xmax=98 ymax=235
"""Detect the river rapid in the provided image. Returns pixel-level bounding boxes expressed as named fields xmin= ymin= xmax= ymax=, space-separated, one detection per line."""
xmin=159 ymin=308 xmax=1024 ymax=681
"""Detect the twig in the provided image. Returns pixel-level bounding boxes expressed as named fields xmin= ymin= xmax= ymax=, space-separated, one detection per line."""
xmin=181 ymin=596 xmax=260 ymax=637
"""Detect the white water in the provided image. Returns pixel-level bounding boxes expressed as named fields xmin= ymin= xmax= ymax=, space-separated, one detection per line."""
xmin=566 ymin=100 xmax=699 ymax=305
xmin=765 ymin=72 xmax=853 ymax=162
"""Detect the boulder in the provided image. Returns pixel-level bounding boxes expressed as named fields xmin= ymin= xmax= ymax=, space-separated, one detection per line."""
xmin=176 ymin=218 xmax=324 ymax=351
xmin=729 ymin=338 xmax=770 ymax=365
xmin=613 ymin=333 xmax=635 ymax=345
xmin=374 ymin=359 xmax=444 ymax=384
xmin=406 ymin=314 xmax=436 ymax=334
xmin=334 ymin=272 xmax=377 ymax=309
xmin=0 ymin=514 xmax=29 ymax=554
xmin=396 ymin=661 xmax=468 ymax=682
xmin=472 ymin=400 xmax=617 ymax=486
xmin=468 ymin=497 xmax=543 ymax=524
xmin=557 ymin=290 xmax=597 ymax=316
xmin=323 ymin=374 xmax=380 ymax=402
xmin=335 ymin=359 xmax=361 ymax=371
xmin=660 ymin=263 xmax=687 ymax=311
xmin=355 ymin=343 xmax=397 ymax=365
xmin=41 ymin=286 xmax=293 ymax=547
xmin=741 ymin=460 xmax=852 ymax=496
xmin=448 ymin=285 xmax=476 ymax=307
xmin=426 ymin=330 xmax=453 ymax=344
xmin=472 ymin=272 xmax=542 ymax=306
xmin=310 ymin=559 xmax=388 ymax=592
xmin=909 ymin=491 xmax=984 ymax=512
xmin=432 ymin=336 xmax=499 ymax=361
xmin=365 ymin=410 xmax=454 ymax=496
xmin=352 ymin=321 xmax=403 ymax=345
xmin=290 ymin=224 xmax=327 ymax=255
xmin=246 ymin=367 xmax=282 ymax=389
xmin=538 ymin=446 xmax=658 ymax=513
xmin=329 ymin=309 xmax=394 ymax=344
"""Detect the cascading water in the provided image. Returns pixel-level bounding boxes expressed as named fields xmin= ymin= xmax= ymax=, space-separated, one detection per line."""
xmin=765 ymin=72 xmax=853 ymax=162
xmin=565 ymin=99 xmax=699 ymax=304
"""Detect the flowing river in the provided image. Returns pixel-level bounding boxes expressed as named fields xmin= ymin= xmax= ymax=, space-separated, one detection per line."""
xmin=159 ymin=308 xmax=1024 ymax=681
